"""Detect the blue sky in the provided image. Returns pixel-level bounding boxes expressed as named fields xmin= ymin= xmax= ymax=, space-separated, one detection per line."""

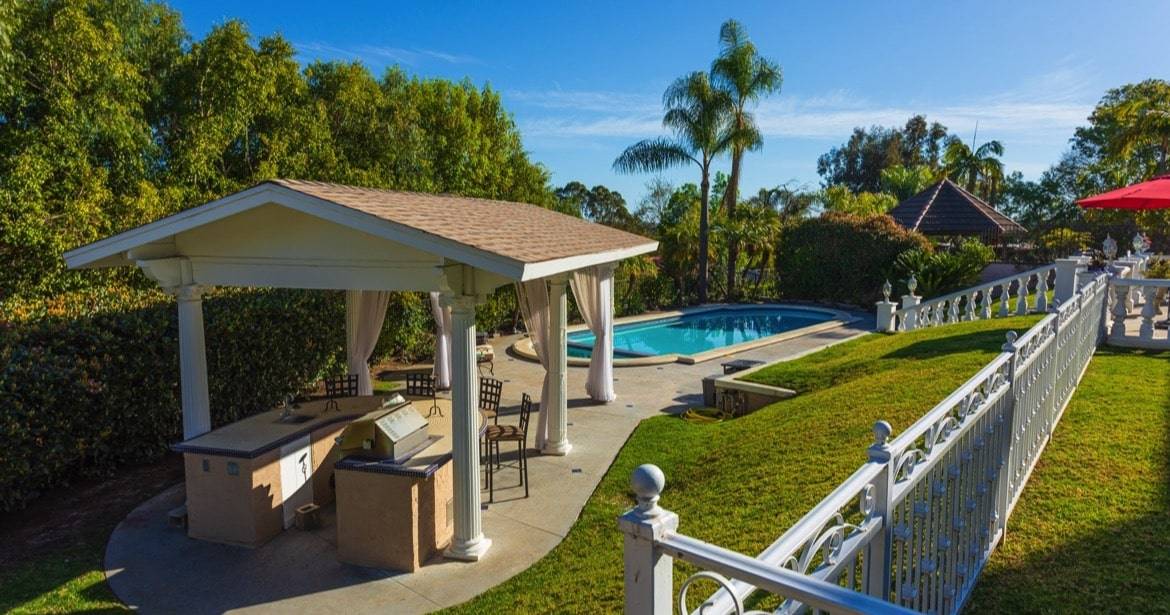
xmin=167 ymin=0 xmax=1170 ymax=205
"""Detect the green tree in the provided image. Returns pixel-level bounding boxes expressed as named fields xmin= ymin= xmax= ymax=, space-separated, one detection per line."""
xmin=817 ymin=115 xmax=951 ymax=193
xmin=711 ymin=19 xmax=782 ymax=299
xmin=1077 ymin=79 xmax=1170 ymax=180
xmin=613 ymin=71 xmax=732 ymax=303
xmin=818 ymin=185 xmax=898 ymax=216
xmin=943 ymin=139 xmax=1005 ymax=203
xmin=880 ymin=164 xmax=937 ymax=201
xmin=748 ymin=185 xmax=816 ymax=224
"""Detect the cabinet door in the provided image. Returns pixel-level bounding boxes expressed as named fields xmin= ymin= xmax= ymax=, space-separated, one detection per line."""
xmin=279 ymin=435 xmax=314 ymax=528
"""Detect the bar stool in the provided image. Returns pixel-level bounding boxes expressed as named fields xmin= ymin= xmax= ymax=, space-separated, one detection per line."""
xmin=485 ymin=393 xmax=533 ymax=502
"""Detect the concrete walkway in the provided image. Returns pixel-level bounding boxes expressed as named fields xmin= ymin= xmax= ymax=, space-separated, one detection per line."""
xmin=104 ymin=314 xmax=872 ymax=614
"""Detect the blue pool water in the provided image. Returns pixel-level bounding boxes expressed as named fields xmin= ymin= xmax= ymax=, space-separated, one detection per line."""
xmin=567 ymin=307 xmax=834 ymax=358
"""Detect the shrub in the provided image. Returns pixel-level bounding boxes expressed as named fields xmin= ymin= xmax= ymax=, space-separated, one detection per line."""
xmin=892 ymin=239 xmax=995 ymax=298
xmin=775 ymin=213 xmax=930 ymax=306
xmin=0 ymin=285 xmax=440 ymax=512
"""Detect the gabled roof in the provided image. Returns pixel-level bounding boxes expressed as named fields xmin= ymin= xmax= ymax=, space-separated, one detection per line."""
xmin=64 ymin=179 xmax=658 ymax=281
xmin=888 ymin=178 xmax=1026 ymax=236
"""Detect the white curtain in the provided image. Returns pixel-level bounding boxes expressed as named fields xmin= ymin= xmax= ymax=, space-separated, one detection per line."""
xmin=571 ymin=264 xmax=616 ymax=402
xmin=428 ymin=292 xmax=453 ymax=389
xmin=345 ymin=290 xmax=391 ymax=396
xmin=515 ymin=279 xmax=552 ymax=450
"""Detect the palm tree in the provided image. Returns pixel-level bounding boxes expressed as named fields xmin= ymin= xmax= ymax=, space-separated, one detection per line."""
xmin=943 ymin=139 xmax=1005 ymax=202
xmin=613 ymin=71 xmax=732 ymax=303
xmin=711 ymin=19 xmax=782 ymax=300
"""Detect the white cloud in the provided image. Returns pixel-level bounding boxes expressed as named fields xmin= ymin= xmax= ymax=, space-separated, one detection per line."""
xmin=296 ymin=41 xmax=482 ymax=67
xmin=510 ymin=67 xmax=1096 ymax=147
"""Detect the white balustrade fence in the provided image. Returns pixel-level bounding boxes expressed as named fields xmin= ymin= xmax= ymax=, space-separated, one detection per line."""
xmin=619 ymin=272 xmax=1111 ymax=615
xmin=877 ymin=264 xmax=1058 ymax=333
xmin=1104 ymin=257 xmax=1169 ymax=349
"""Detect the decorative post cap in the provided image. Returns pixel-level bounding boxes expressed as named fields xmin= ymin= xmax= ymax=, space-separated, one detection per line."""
xmin=1003 ymin=330 xmax=1018 ymax=352
xmin=906 ymin=274 xmax=918 ymax=294
xmin=868 ymin=420 xmax=893 ymax=462
xmin=1103 ymin=234 xmax=1118 ymax=260
xmin=882 ymin=280 xmax=892 ymax=301
xmin=1132 ymin=232 xmax=1145 ymax=254
xmin=630 ymin=464 xmax=666 ymax=517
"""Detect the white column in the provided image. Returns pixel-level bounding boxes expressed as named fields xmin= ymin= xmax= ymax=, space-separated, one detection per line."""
xmin=544 ymin=275 xmax=572 ymax=455
xmin=875 ymin=300 xmax=897 ymax=332
xmin=900 ymin=294 xmax=921 ymax=331
xmin=444 ymin=294 xmax=491 ymax=561
xmin=176 ymin=285 xmax=211 ymax=440
xmin=1053 ymin=258 xmax=1086 ymax=305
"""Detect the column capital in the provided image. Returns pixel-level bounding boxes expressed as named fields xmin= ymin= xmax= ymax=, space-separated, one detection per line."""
xmin=439 ymin=292 xmax=480 ymax=313
xmin=548 ymin=273 xmax=570 ymax=287
xmin=168 ymin=284 xmax=206 ymax=302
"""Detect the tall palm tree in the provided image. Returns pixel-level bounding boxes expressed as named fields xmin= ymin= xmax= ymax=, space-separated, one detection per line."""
xmin=943 ymin=139 xmax=1005 ymax=202
xmin=711 ymin=19 xmax=782 ymax=300
xmin=613 ymin=71 xmax=732 ymax=303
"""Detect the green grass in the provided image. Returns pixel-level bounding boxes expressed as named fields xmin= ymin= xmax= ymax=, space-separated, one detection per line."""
xmin=966 ymin=346 xmax=1170 ymax=613
xmin=443 ymin=315 xmax=1043 ymax=613
xmin=0 ymin=541 xmax=127 ymax=614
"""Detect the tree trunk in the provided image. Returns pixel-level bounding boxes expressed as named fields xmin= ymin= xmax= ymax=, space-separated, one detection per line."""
xmin=698 ymin=170 xmax=711 ymax=305
xmin=724 ymin=148 xmax=742 ymax=301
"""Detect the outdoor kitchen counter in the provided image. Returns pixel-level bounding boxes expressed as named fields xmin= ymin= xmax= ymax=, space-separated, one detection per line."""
xmin=333 ymin=399 xmax=488 ymax=572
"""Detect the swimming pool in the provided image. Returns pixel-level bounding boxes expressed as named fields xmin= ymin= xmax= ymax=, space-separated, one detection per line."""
xmin=565 ymin=306 xmax=841 ymax=361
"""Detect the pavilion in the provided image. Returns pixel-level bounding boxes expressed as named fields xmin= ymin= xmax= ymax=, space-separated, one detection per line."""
xmin=888 ymin=178 xmax=1026 ymax=241
xmin=62 ymin=179 xmax=657 ymax=561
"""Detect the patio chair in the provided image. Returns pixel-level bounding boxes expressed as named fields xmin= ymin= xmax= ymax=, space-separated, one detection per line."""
xmin=485 ymin=392 xmax=533 ymax=502
xmin=479 ymin=376 xmax=503 ymax=424
xmin=405 ymin=372 xmax=441 ymax=417
xmin=322 ymin=374 xmax=358 ymax=412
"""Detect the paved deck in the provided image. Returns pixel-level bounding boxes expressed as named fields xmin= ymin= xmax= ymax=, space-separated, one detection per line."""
xmin=104 ymin=313 xmax=872 ymax=614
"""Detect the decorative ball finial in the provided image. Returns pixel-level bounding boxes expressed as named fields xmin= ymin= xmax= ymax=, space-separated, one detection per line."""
xmin=1103 ymin=234 xmax=1118 ymax=260
xmin=1003 ymin=330 xmax=1018 ymax=352
xmin=882 ymin=280 xmax=892 ymax=302
xmin=872 ymin=420 xmax=892 ymax=447
xmin=630 ymin=464 xmax=666 ymax=517
xmin=906 ymin=274 xmax=918 ymax=294
xmin=1133 ymin=232 xmax=1145 ymax=255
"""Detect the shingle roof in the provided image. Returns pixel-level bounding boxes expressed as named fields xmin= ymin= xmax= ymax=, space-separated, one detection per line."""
xmin=268 ymin=179 xmax=653 ymax=265
xmin=888 ymin=178 xmax=1026 ymax=237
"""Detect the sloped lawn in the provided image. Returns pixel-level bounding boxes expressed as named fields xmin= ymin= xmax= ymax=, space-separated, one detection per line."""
xmin=965 ymin=347 xmax=1170 ymax=613
xmin=444 ymin=316 xmax=1042 ymax=613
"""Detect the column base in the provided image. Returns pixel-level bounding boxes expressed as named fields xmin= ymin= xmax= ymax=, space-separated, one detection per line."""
xmin=445 ymin=536 xmax=492 ymax=561
xmin=541 ymin=441 xmax=573 ymax=456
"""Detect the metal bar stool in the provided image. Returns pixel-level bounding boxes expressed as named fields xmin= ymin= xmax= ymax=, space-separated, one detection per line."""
xmin=485 ymin=393 xmax=533 ymax=502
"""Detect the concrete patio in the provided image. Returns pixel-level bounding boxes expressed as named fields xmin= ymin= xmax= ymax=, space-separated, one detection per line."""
xmin=103 ymin=314 xmax=871 ymax=614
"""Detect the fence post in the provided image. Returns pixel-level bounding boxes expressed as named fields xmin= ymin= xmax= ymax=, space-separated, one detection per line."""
xmin=900 ymin=294 xmax=921 ymax=331
xmin=876 ymin=301 xmax=897 ymax=333
xmin=1053 ymin=258 xmax=1086 ymax=305
xmin=995 ymin=331 xmax=1021 ymax=540
xmin=618 ymin=464 xmax=679 ymax=615
xmin=864 ymin=420 xmax=894 ymax=600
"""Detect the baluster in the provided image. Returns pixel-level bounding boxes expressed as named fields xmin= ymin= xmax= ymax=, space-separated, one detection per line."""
xmin=948 ymin=298 xmax=959 ymax=323
xmin=998 ymin=283 xmax=1010 ymax=317
xmin=1035 ymin=271 xmax=1049 ymax=312
xmin=1139 ymin=285 xmax=1157 ymax=340
xmin=1015 ymin=276 xmax=1029 ymax=315
xmin=966 ymin=292 xmax=977 ymax=321
xmin=1110 ymin=283 xmax=1128 ymax=338
xmin=981 ymin=288 xmax=992 ymax=320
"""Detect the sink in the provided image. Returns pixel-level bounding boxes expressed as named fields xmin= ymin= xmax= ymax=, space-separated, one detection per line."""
xmin=275 ymin=413 xmax=314 ymax=424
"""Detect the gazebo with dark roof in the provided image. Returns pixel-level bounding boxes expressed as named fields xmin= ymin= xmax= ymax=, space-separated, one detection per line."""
xmin=888 ymin=178 xmax=1026 ymax=241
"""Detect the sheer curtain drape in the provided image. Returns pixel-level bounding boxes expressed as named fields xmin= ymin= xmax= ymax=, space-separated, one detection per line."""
xmin=570 ymin=264 xmax=616 ymax=402
xmin=515 ymin=279 xmax=552 ymax=450
xmin=429 ymin=292 xmax=453 ymax=389
xmin=345 ymin=290 xmax=391 ymax=396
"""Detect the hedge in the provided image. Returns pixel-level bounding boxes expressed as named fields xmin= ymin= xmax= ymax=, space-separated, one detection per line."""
xmin=776 ymin=213 xmax=931 ymax=306
xmin=0 ymin=285 xmax=438 ymax=512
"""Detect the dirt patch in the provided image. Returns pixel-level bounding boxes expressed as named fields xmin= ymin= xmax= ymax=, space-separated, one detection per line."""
xmin=0 ymin=454 xmax=184 ymax=571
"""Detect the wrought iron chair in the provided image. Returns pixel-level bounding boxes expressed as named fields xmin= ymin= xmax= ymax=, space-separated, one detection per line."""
xmin=322 ymin=374 xmax=358 ymax=411
xmin=485 ymin=393 xmax=533 ymax=502
xmin=479 ymin=376 xmax=503 ymax=424
xmin=405 ymin=372 xmax=441 ymax=417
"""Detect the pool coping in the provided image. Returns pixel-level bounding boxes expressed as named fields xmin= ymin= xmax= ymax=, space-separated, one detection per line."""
xmin=509 ymin=303 xmax=861 ymax=367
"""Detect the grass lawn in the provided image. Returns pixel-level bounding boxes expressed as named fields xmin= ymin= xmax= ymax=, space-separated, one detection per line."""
xmin=442 ymin=315 xmax=1042 ymax=613
xmin=965 ymin=346 xmax=1170 ymax=613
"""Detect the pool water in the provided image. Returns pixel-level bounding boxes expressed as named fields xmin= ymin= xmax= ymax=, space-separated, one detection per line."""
xmin=567 ymin=307 xmax=834 ymax=358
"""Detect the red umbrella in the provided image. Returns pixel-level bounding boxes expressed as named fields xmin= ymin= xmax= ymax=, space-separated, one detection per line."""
xmin=1078 ymin=175 xmax=1170 ymax=209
